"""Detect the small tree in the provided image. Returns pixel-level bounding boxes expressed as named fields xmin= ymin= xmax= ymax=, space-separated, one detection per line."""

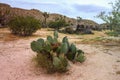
xmin=77 ymin=16 xmax=82 ymax=23
xmin=8 ymin=16 xmax=41 ymax=36
xmin=42 ymin=12 xmax=49 ymax=28
xmin=97 ymin=0 xmax=120 ymax=36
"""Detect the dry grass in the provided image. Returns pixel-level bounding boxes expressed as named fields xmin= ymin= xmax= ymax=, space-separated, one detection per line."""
xmin=1 ymin=28 xmax=119 ymax=46
xmin=0 ymin=28 xmax=19 ymax=41
xmin=0 ymin=28 xmax=53 ymax=41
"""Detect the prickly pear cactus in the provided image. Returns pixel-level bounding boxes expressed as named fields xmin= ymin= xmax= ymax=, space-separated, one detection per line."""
xmin=53 ymin=56 xmax=61 ymax=68
xmin=74 ymin=49 xmax=85 ymax=63
xmin=62 ymin=36 xmax=70 ymax=48
xmin=54 ymin=30 xmax=58 ymax=38
xmin=70 ymin=43 xmax=77 ymax=54
xmin=75 ymin=52 xmax=85 ymax=63
xmin=66 ymin=43 xmax=76 ymax=61
xmin=62 ymin=36 xmax=68 ymax=43
xmin=44 ymin=41 xmax=51 ymax=52
xmin=60 ymin=43 xmax=68 ymax=54
xmin=47 ymin=36 xmax=53 ymax=44
xmin=30 ymin=31 xmax=85 ymax=73
xmin=37 ymin=38 xmax=44 ymax=46
xmin=31 ymin=41 xmax=43 ymax=53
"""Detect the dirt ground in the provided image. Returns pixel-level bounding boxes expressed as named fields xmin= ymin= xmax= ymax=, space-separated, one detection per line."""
xmin=0 ymin=28 xmax=120 ymax=80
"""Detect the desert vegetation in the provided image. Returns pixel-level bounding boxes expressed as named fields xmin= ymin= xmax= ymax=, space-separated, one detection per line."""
xmin=97 ymin=0 xmax=120 ymax=36
xmin=31 ymin=31 xmax=85 ymax=73
xmin=8 ymin=16 xmax=41 ymax=36
xmin=48 ymin=16 xmax=69 ymax=30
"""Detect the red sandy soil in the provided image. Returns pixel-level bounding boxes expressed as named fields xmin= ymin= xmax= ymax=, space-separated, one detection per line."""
xmin=0 ymin=28 xmax=120 ymax=80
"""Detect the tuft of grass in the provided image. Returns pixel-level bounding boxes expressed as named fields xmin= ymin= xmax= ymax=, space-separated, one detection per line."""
xmin=32 ymin=54 xmax=68 ymax=74
xmin=34 ymin=54 xmax=55 ymax=73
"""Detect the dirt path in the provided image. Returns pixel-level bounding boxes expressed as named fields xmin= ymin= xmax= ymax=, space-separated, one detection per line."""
xmin=0 ymin=39 xmax=120 ymax=80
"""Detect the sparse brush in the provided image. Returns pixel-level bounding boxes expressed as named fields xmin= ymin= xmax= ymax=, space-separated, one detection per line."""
xmin=8 ymin=16 xmax=41 ymax=36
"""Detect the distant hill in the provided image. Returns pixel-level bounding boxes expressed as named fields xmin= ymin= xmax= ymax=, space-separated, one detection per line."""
xmin=0 ymin=3 xmax=99 ymax=27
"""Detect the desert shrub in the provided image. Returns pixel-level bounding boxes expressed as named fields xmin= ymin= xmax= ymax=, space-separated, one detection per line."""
xmin=48 ymin=19 xmax=69 ymax=30
xmin=8 ymin=16 xmax=41 ymax=36
xmin=31 ymin=31 xmax=86 ymax=73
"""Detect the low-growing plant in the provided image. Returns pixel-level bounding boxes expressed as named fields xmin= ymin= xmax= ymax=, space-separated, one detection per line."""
xmin=31 ymin=31 xmax=85 ymax=73
xmin=8 ymin=16 xmax=41 ymax=36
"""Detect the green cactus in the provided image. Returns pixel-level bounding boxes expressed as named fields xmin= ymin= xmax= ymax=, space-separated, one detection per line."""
xmin=66 ymin=52 xmax=75 ymax=61
xmin=60 ymin=43 xmax=68 ymax=54
xmin=62 ymin=36 xmax=70 ymax=48
xmin=53 ymin=56 xmax=61 ymax=68
xmin=31 ymin=41 xmax=43 ymax=53
xmin=56 ymin=46 xmax=61 ymax=54
xmin=53 ymin=31 xmax=58 ymax=44
xmin=54 ymin=30 xmax=58 ymax=39
xmin=62 ymin=36 xmax=68 ymax=43
xmin=77 ymin=49 xmax=84 ymax=54
xmin=66 ymin=43 xmax=77 ymax=61
xmin=52 ymin=56 xmax=68 ymax=72
xmin=47 ymin=35 xmax=53 ymax=44
xmin=30 ymin=30 xmax=85 ymax=73
xmin=59 ymin=56 xmax=68 ymax=67
xmin=75 ymin=49 xmax=85 ymax=63
xmin=58 ymin=55 xmax=68 ymax=72
xmin=75 ymin=53 xmax=85 ymax=63
xmin=70 ymin=43 xmax=77 ymax=54
xmin=37 ymin=38 xmax=44 ymax=46
xmin=44 ymin=41 xmax=51 ymax=52
xmin=53 ymin=37 xmax=58 ymax=44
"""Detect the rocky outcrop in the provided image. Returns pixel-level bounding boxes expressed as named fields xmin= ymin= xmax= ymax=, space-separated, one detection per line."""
xmin=0 ymin=3 xmax=99 ymax=28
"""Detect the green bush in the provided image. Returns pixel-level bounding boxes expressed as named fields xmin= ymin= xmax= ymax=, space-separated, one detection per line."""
xmin=8 ymin=16 xmax=41 ymax=36
xmin=31 ymin=31 xmax=85 ymax=73
xmin=48 ymin=19 xmax=69 ymax=30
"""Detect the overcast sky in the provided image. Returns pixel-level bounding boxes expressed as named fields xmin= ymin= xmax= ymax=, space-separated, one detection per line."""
xmin=0 ymin=0 xmax=115 ymax=23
